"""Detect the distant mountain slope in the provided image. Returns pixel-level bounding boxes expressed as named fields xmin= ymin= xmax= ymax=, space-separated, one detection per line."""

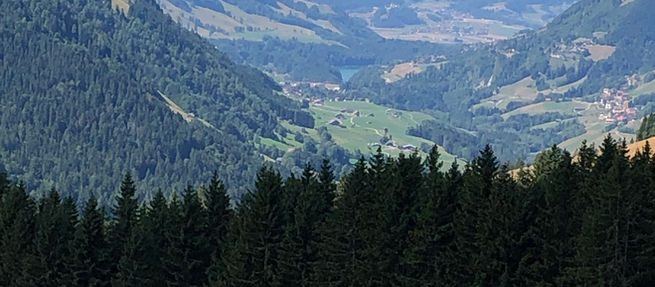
xmin=156 ymin=0 xmax=452 ymax=82
xmin=345 ymin=0 xmax=652 ymax=162
xmin=315 ymin=0 xmax=574 ymax=28
xmin=0 ymin=0 xmax=311 ymax=204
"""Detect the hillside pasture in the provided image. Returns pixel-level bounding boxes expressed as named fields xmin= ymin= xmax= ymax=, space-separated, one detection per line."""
xmin=264 ymin=101 xmax=464 ymax=167
xmin=632 ymin=77 xmax=655 ymax=97
xmin=502 ymin=101 xmax=590 ymax=120
xmin=475 ymin=77 xmax=538 ymax=110
xmin=382 ymin=62 xmax=424 ymax=83
xmin=159 ymin=0 xmax=338 ymax=44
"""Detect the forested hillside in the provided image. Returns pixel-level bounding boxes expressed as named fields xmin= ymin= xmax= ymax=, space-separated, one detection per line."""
xmin=3 ymin=136 xmax=655 ymax=286
xmin=0 ymin=0 xmax=314 ymax=204
xmin=346 ymin=0 xmax=653 ymax=162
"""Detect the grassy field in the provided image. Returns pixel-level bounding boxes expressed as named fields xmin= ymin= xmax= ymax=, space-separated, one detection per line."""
xmin=558 ymin=123 xmax=634 ymax=152
xmin=271 ymin=2 xmax=342 ymax=34
xmin=631 ymin=77 xmax=655 ymax=97
xmin=262 ymin=101 xmax=465 ymax=167
xmin=530 ymin=120 xmax=560 ymax=130
xmin=474 ymin=77 xmax=539 ymax=110
xmin=159 ymin=0 xmax=339 ymax=44
xmin=382 ymin=62 xmax=424 ymax=83
xmin=502 ymin=101 xmax=590 ymax=119
xmin=547 ymin=76 xmax=587 ymax=94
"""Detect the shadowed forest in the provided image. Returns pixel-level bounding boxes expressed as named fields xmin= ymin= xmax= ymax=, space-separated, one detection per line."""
xmin=2 ymin=136 xmax=655 ymax=286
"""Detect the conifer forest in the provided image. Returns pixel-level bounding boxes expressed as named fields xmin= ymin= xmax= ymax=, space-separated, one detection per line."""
xmin=2 ymin=136 xmax=655 ymax=286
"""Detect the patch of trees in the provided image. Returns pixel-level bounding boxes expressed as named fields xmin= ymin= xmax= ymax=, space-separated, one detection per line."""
xmin=637 ymin=113 xmax=655 ymax=141
xmin=371 ymin=6 xmax=424 ymax=28
xmin=3 ymin=136 xmax=655 ymax=285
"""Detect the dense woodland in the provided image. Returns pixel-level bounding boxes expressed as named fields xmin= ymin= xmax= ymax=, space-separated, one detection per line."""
xmin=2 ymin=136 xmax=655 ymax=286
xmin=0 ymin=0 xmax=321 ymax=203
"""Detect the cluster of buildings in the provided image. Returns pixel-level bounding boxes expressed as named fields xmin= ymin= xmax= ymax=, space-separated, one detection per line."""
xmin=598 ymin=88 xmax=637 ymax=123
xmin=282 ymin=82 xmax=341 ymax=99
xmin=369 ymin=141 xmax=416 ymax=150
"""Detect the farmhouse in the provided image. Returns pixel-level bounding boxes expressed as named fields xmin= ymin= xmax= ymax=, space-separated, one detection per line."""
xmin=328 ymin=119 xmax=342 ymax=126
xmin=401 ymin=144 xmax=417 ymax=150
xmin=385 ymin=140 xmax=396 ymax=147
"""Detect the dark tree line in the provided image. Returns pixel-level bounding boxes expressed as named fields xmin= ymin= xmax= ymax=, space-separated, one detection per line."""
xmin=2 ymin=136 xmax=655 ymax=286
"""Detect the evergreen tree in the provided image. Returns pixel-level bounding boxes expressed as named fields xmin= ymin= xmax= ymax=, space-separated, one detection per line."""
xmin=572 ymin=136 xmax=632 ymax=285
xmin=141 ymin=190 xmax=172 ymax=286
xmin=518 ymin=146 xmax=579 ymax=285
xmin=477 ymin=164 xmax=522 ymax=285
xmin=0 ymin=182 xmax=39 ymax=286
xmin=402 ymin=146 xmax=455 ymax=286
xmin=625 ymin=141 xmax=655 ymax=285
xmin=317 ymin=159 xmax=336 ymax=213
xmin=451 ymin=145 xmax=498 ymax=285
xmin=314 ymin=158 xmax=376 ymax=285
xmin=166 ymin=185 xmax=211 ymax=286
xmin=71 ymin=195 xmax=111 ymax=287
xmin=279 ymin=164 xmax=335 ymax=286
xmin=380 ymin=151 xmax=423 ymax=284
xmin=222 ymin=166 xmax=286 ymax=286
xmin=113 ymin=206 xmax=150 ymax=287
xmin=205 ymin=171 xmax=233 ymax=286
xmin=162 ymin=192 xmax=185 ymax=285
xmin=0 ymin=173 xmax=9 ymax=199
xmin=365 ymin=148 xmax=395 ymax=284
xmin=637 ymin=113 xmax=655 ymax=141
xmin=109 ymin=173 xmax=139 ymax=273
xmin=34 ymin=188 xmax=77 ymax=285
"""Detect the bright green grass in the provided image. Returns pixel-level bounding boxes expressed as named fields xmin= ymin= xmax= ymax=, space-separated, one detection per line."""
xmin=260 ymin=137 xmax=293 ymax=150
xmin=530 ymin=121 xmax=559 ymax=130
xmin=263 ymin=101 xmax=465 ymax=167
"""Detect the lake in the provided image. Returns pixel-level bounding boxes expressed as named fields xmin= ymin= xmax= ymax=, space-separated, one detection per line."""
xmin=338 ymin=66 xmax=363 ymax=83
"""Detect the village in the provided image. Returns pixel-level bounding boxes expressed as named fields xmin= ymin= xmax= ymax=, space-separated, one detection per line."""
xmin=597 ymin=88 xmax=638 ymax=123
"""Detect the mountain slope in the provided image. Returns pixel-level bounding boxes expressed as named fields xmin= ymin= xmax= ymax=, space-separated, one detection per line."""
xmin=157 ymin=0 xmax=450 ymax=82
xmin=0 ymin=0 xmax=311 ymax=204
xmin=345 ymin=0 xmax=653 ymax=162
